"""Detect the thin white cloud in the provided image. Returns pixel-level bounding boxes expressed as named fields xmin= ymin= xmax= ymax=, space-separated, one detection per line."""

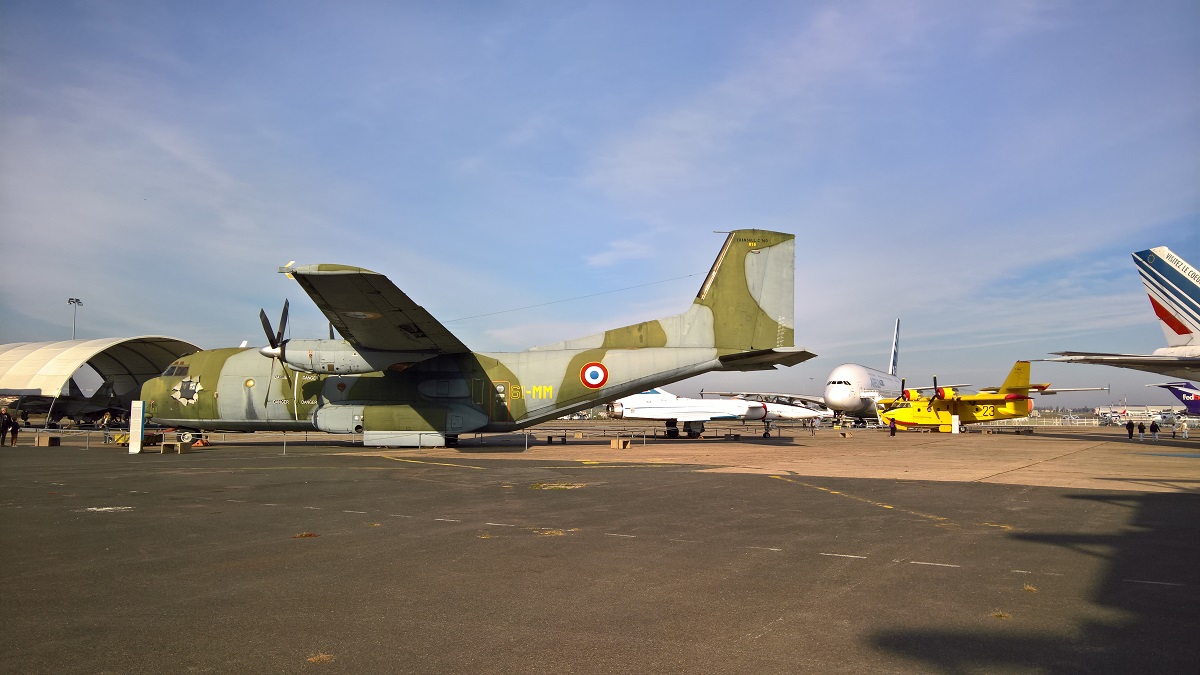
xmin=584 ymin=1 xmax=935 ymax=200
xmin=584 ymin=237 xmax=662 ymax=268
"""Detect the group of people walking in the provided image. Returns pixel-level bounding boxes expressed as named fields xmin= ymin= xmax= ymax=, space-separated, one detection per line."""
xmin=1125 ymin=418 xmax=1190 ymax=441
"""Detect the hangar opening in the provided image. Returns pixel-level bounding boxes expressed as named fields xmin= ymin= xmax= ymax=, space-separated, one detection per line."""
xmin=0 ymin=336 xmax=201 ymax=425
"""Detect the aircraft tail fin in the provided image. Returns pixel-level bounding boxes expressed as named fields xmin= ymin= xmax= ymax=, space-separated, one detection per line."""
xmin=997 ymin=361 xmax=1032 ymax=394
xmin=691 ymin=230 xmax=795 ymax=351
xmin=1133 ymin=246 xmax=1200 ymax=348
xmin=535 ymin=230 xmax=796 ymax=355
xmin=1147 ymin=382 xmax=1200 ymax=414
xmin=887 ymin=319 xmax=900 ymax=376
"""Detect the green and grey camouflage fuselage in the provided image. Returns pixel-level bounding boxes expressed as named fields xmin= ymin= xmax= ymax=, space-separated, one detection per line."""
xmin=140 ymin=230 xmax=812 ymax=446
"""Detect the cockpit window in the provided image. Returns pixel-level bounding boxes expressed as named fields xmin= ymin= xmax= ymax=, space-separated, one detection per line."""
xmin=169 ymin=366 xmax=188 ymax=377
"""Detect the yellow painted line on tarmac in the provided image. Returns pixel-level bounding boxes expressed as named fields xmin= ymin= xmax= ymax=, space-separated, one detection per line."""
xmin=174 ymin=466 xmax=399 ymax=471
xmin=376 ymin=456 xmax=486 ymax=470
xmin=769 ymin=475 xmax=1014 ymax=531
xmin=536 ymin=464 xmax=679 ymax=469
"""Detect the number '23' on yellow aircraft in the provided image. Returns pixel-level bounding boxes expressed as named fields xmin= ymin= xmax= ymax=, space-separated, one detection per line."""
xmin=878 ymin=361 xmax=1105 ymax=432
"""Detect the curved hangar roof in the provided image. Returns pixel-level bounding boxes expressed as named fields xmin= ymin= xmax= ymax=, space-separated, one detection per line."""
xmin=0 ymin=337 xmax=201 ymax=398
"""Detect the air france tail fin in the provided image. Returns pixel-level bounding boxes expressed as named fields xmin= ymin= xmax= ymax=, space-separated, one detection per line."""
xmin=888 ymin=319 xmax=900 ymax=376
xmin=1133 ymin=247 xmax=1200 ymax=348
xmin=997 ymin=361 xmax=1032 ymax=394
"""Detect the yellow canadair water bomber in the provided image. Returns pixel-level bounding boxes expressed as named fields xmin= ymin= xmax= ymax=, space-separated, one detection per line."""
xmin=878 ymin=361 xmax=1106 ymax=432
xmin=140 ymin=230 xmax=813 ymax=447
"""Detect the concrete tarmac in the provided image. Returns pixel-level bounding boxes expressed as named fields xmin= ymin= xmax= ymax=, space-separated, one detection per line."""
xmin=1 ymin=426 xmax=1197 ymax=673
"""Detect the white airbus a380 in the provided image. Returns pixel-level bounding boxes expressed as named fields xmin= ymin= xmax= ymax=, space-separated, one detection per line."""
xmin=710 ymin=320 xmax=905 ymax=423
xmin=821 ymin=319 xmax=904 ymax=420
xmin=608 ymin=388 xmax=822 ymax=438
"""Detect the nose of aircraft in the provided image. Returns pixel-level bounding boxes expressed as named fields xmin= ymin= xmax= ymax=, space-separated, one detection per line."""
xmin=138 ymin=376 xmax=169 ymax=413
xmin=824 ymin=384 xmax=854 ymax=411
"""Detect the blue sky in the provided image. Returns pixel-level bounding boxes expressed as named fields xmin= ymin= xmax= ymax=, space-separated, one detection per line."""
xmin=1 ymin=0 xmax=1197 ymax=407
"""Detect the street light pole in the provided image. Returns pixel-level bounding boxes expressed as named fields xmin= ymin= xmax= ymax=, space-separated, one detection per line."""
xmin=68 ymin=298 xmax=82 ymax=339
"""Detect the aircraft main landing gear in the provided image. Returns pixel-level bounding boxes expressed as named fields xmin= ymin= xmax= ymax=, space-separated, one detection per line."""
xmin=665 ymin=420 xmax=680 ymax=439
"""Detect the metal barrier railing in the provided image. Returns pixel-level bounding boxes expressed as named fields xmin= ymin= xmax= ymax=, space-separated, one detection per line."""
xmin=979 ymin=418 xmax=1101 ymax=427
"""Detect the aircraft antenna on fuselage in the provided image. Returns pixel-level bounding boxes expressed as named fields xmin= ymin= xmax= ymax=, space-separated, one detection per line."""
xmin=888 ymin=319 xmax=900 ymax=376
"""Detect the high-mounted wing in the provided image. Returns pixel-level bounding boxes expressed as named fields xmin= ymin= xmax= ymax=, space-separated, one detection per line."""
xmin=284 ymin=264 xmax=470 ymax=354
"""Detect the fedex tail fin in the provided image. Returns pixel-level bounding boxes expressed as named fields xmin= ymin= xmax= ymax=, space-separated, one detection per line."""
xmin=997 ymin=361 xmax=1032 ymax=394
xmin=1133 ymin=247 xmax=1200 ymax=348
xmin=1146 ymin=382 xmax=1200 ymax=414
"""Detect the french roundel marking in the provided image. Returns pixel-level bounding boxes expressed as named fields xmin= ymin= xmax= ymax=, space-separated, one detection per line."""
xmin=580 ymin=362 xmax=609 ymax=389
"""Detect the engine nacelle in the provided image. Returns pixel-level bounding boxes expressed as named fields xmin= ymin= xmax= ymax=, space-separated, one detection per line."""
xmin=902 ymin=389 xmax=921 ymax=401
xmin=269 ymin=339 xmax=436 ymax=374
xmin=608 ymin=402 xmax=625 ymax=418
xmin=936 ymin=387 xmax=957 ymax=399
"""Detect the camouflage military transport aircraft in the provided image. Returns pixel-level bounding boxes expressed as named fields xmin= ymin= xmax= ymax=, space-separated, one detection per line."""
xmin=140 ymin=230 xmax=813 ymax=446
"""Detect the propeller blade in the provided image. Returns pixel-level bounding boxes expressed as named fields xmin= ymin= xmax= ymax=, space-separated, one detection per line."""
xmin=329 ymin=323 xmax=335 ymax=340
xmin=932 ymin=375 xmax=940 ymax=399
xmin=259 ymin=309 xmax=278 ymax=349
xmin=263 ymin=357 xmax=277 ymax=407
xmin=276 ymin=299 xmax=290 ymax=348
xmin=884 ymin=378 xmax=906 ymax=413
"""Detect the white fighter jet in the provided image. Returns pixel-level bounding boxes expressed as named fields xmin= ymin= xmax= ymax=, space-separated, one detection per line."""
xmin=607 ymin=388 xmax=822 ymax=438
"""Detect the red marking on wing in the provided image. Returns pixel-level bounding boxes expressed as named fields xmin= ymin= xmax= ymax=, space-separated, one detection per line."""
xmin=1149 ymin=295 xmax=1191 ymax=335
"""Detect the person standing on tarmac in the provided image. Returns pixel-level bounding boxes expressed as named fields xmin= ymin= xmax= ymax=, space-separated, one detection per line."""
xmin=889 ymin=418 xmax=897 ymax=437
xmin=1125 ymin=420 xmax=1135 ymax=440
xmin=0 ymin=408 xmax=13 ymax=446
xmin=1137 ymin=421 xmax=1146 ymax=441
xmin=1149 ymin=420 xmax=1160 ymax=441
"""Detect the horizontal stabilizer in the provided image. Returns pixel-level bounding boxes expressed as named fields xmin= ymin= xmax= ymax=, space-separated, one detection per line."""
xmin=1047 ymin=352 xmax=1200 ymax=381
xmin=718 ymin=347 xmax=816 ymax=371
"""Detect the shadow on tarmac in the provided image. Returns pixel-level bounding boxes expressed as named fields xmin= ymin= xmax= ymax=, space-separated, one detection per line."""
xmin=870 ymin=487 xmax=1200 ymax=672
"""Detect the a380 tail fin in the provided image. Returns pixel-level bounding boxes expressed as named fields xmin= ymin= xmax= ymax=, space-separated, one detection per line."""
xmin=1134 ymin=247 xmax=1200 ymax=348
xmin=888 ymin=319 xmax=900 ymax=376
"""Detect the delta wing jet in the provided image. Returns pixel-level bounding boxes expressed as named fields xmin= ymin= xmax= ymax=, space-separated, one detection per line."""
xmin=1051 ymin=246 xmax=1200 ymax=380
xmin=608 ymin=387 xmax=822 ymax=438
xmin=140 ymin=230 xmax=814 ymax=447
xmin=879 ymin=361 xmax=1107 ymax=432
